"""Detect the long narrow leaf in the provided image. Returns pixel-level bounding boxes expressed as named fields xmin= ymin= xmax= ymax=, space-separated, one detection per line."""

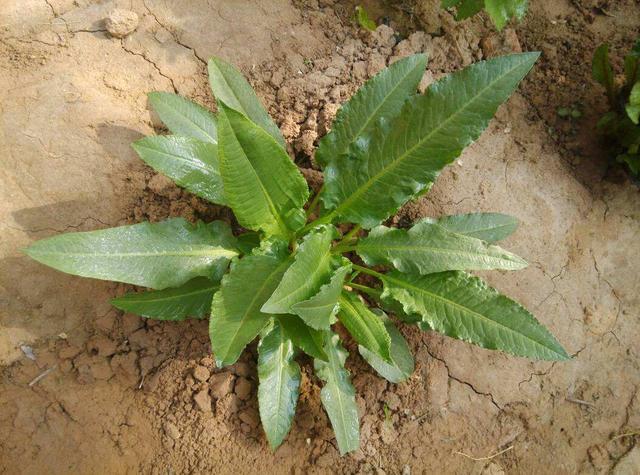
xmin=380 ymin=270 xmax=569 ymax=360
xmin=217 ymin=104 xmax=308 ymax=238
xmin=426 ymin=213 xmax=518 ymax=242
xmin=354 ymin=221 xmax=527 ymax=275
xmin=148 ymin=92 xmax=217 ymax=143
xmin=24 ymin=218 xmax=237 ymax=289
xmin=208 ymin=57 xmax=285 ymax=147
xmin=314 ymin=332 xmax=360 ymax=455
xmin=277 ymin=315 xmax=328 ymax=361
xmin=111 ymin=277 xmax=217 ymax=320
xmin=209 ymin=243 xmax=292 ymax=366
xmin=258 ymin=320 xmax=301 ymax=449
xmin=321 ymin=53 xmax=539 ymax=228
xmin=132 ymin=135 xmax=226 ymax=205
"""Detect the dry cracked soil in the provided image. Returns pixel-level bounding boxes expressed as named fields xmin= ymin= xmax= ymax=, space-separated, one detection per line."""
xmin=1 ymin=0 xmax=639 ymax=474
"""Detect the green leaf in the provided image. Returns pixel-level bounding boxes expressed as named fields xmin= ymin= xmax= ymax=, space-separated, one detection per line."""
xmin=236 ymin=232 xmax=261 ymax=255
xmin=277 ymin=315 xmax=328 ymax=361
xmin=355 ymin=5 xmax=377 ymax=31
xmin=258 ymin=320 xmax=301 ymax=450
xmin=354 ymin=221 xmax=527 ymax=275
xmin=358 ymin=310 xmax=414 ymax=383
xmin=147 ymin=92 xmax=217 ymax=143
xmin=338 ymin=292 xmax=391 ymax=362
xmin=290 ymin=264 xmax=351 ymax=330
xmin=624 ymin=39 xmax=640 ymax=85
xmin=456 ymin=0 xmax=484 ymax=19
xmin=315 ymin=54 xmax=427 ymax=168
xmin=111 ymin=277 xmax=217 ymax=320
xmin=217 ymin=104 xmax=308 ymax=238
xmin=626 ymin=82 xmax=640 ymax=124
xmin=132 ymin=135 xmax=225 ymax=205
xmin=426 ymin=212 xmax=518 ymax=242
xmin=24 ymin=218 xmax=237 ymax=289
xmin=314 ymin=332 xmax=360 ymax=455
xmin=380 ymin=270 xmax=569 ymax=360
xmin=208 ymin=57 xmax=285 ymax=147
xmin=321 ymin=53 xmax=539 ymax=229
xmin=484 ymin=0 xmax=528 ymax=30
xmin=593 ymin=44 xmax=615 ymax=99
xmin=262 ymin=225 xmax=336 ymax=314
xmin=209 ymin=243 xmax=292 ymax=366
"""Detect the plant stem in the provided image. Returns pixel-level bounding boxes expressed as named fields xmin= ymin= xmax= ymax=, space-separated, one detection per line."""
xmin=349 ymin=282 xmax=381 ymax=297
xmin=300 ymin=213 xmax=334 ymax=234
xmin=351 ymin=264 xmax=385 ymax=280
xmin=332 ymin=225 xmax=362 ymax=253
xmin=305 ymin=185 xmax=324 ymax=219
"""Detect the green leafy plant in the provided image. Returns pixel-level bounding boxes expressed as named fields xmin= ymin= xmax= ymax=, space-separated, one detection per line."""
xmin=355 ymin=5 xmax=377 ymax=32
xmin=442 ymin=0 xmax=528 ymax=30
xmin=25 ymin=52 xmax=567 ymax=454
xmin=592 ymin=40 xmax=640 ymax=177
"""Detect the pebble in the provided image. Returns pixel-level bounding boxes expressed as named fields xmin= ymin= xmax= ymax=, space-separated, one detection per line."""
xmin=105 ymin=9 xmax=139 ymax=39
xmin=234 ymin=377 xmax=252 ymax=400
xmin=193 ymin=389 xmax=212 ymax=413
xmin=209 ymin=372 xmax=235 ymax=399
xmin=193 ymin=365 xmax=210 ymax=383
xmin=164 ymin=421 xmax=181 ymax=440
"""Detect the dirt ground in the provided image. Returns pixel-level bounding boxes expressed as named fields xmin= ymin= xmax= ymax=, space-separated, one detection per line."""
xmin=1 ymin=0 xmax=639 ymax=473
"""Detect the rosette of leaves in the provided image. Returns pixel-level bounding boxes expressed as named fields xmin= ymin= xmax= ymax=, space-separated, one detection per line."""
xmin=442 ymin=0 xmax=528 ymax=30
xmin=25 ymin=52 xmax=568 ymax=454
xmin=592 ymin=40 xmax=640 ymax=177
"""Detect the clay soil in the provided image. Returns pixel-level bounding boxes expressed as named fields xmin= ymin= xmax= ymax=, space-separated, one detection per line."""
xmin=1 ymin=1 xmax=639 ymax=474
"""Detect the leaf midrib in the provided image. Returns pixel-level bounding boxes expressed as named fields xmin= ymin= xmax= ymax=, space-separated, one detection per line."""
xmin=136 ymin=144 xmax=219 ymax=176
xmin=114 ymin=285 xmax=217 ymax=304
xmin=30 ymin=248 xmax=236 ymax=259
xmin=326 ymin=60 xmax=530 ymax=222
xmin=326 ymin=347 xmax=351 ymax=450
xmin=383 ymin=273 xmax=562 ymax=356
xmin=339 ymin=296 xmax=388 ymax=357
xmin=357 ymin=242 xmax=523 ymax=265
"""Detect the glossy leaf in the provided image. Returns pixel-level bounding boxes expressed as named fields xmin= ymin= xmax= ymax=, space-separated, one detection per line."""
xmin=209 ymin=243 xmax=291 ymax=366
xmin=277 ymin=315 xmax=328 ymax=361
xmin=148 ymin=92 xmax=217 ymax=143
xmin=315 ymin=54 xmax=427 ymax=167
xmin=338 ymin=292 xmax=391 ymax=362
xmin=132 ymin=135 xmax=225 ymax=205
xmin=208 ymin=57 xmax=285 ymax=147
xmin=354 ymin=221 xmax=527 ymax=275
xmin=314 ymin=332 xmax=360 ymax=455
xmin=484 ymin=0 xmax=528 ymax=30
xmin=626 ymin=82 xmax=640 ymax=124
xmin=291 ymin=264 xmax=351 ymax=330
xmin=358 ymin=310 xmax=414 ymax=383
xmin=321 ymin=53 xmax=539 ymax=229
xmin=24 ymin=218 xmax=237 ymax=289
xmin=111 ymin=277 xmax=217 ymax=320
xmin=262 ymin=225 xmax=336 ymax=314
xmin=258 ymin=320 xmax=301 ymax=450
xmin=426 ymin=212 xmax=518 ymax=242
xmin=380 ymin=270 xmax=569 ymax=360
xmin=217 ymin=104 xmax=308 ymax=238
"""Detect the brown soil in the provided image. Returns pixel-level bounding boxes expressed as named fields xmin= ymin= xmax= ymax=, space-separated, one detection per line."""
xmin=1 ymin=0 xmax=639 ymax=473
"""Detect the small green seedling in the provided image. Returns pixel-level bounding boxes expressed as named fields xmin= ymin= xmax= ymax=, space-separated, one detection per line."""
xmin=25 ymin=52 xmax=567 ymax=454
xmin=355 ymin=5 xmax=377 ymax=32
xmin=592 ymin=40 xmax=640 ymax=177
xmin=442 ymin=0 xmax=528 ymax=30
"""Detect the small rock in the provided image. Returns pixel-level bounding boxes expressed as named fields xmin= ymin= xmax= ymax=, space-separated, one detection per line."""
xmin=234 ymin=377 xmax=252 ymax=400
xmin=193 ymin=389 xmax=212 ymax=413
xmin=209 ymin=372 xmax=235 ymax=399
xmin=105 ymin=9 xmax=139 ymax=39
xmin=20 ymin=345 xmax=36 ymax=360
xmin=216 ymin=393 xmax=240 ymax=419
xmin=402 ymin=465 xmax=411 ymax=475
xmin=164 ymin=421 xmax=181 ymax=440
xmin=481 ymin=28 xmax=522 ymax=59
xmin=193 ymin=365 xmax=210 ymax=383
xmin=231 ymin=361 xmax=251 ymax=377
xmin=238 ymin=409 xmax=259 ymax=429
